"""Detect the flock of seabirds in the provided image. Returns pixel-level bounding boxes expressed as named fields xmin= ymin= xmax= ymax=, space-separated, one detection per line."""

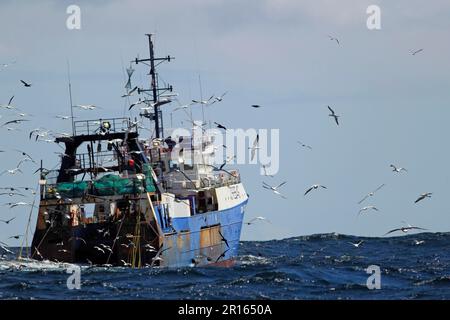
xmin=0 ymin=38 xmax=433 ymax=260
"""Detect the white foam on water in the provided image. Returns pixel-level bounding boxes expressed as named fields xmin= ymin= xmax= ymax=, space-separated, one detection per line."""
xmin=0 ymin=257 xmax=79 ymax=272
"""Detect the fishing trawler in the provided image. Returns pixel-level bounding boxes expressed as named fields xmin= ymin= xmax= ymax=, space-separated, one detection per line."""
xmin=30 ymin=35 xmax=248 ymax=268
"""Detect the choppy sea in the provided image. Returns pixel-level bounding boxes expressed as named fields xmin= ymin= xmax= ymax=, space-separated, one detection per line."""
xmin=0 ymin=232 xmax=449 ymax=300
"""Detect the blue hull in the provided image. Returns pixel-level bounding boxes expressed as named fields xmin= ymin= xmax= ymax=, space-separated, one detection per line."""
xmin=155 ymin=200 xmax=247 ymax=268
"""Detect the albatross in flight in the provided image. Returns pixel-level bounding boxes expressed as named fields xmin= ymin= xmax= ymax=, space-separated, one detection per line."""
xmin=249 ymin=134 xmax=260 ymax=161
xmin=414 ymin=192 xmax=432 ymax=204
xmin=245 ymin=216 xmax=271 ymax=226
xmin=20 ymin=80 xmax=32 ymax=87
xmin=297 ymin=141 xmax=312 ymax=150
xmin=304 ymin=184 xmax=327 ymax=196
xmin=262 ymin=181 xmax=287 ymax=199
xmin=390 ymin=164 xmax=407 ymax=173
xmin=358 ymin=206 xmax=379 ymax=216
xmin=411 ymin=48 xmax=424 ymax=55
xmin=358 ymin=184 xmax=385 ymax=204
xmin=73 ymin=104 xmax=99 ymax=110
xmin=214 ymin=91 xmax=228 ymax=102
xmin=384 ymin=224 xmax=427 ymax=236
xmin=348 ymin=240 xmax=364 ymax=248
xmin=327 ymin=106 xmax=340 ymax=126
xmin=328 ymin=35 xmax=340 ymax=45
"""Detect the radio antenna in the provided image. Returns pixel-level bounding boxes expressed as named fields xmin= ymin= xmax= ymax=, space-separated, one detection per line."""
xmin=67 ymin=60 xmax=75 ymax=136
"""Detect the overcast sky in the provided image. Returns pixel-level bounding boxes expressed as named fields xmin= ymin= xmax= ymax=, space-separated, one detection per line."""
xmin=1 ymin=0 xmax=450 ymax=245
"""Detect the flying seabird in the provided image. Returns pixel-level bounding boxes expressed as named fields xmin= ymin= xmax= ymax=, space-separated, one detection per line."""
xmin=0 ymin=96 xmax=16 ymax=109
xmin=0 ymin=217 xmax=16 ymax=224
xmin=411 ymin=49 xmax=424 ymax=55
xmin=358 ymin=184 xmax=385 ymax=204
xmin=327 ymin=106 xmax=340 ymax=125
xmin=2 ymin=119 xmax=29 ymax=126
xmin=214 ymin=91 xmax=228 ymax=102
xmin=173 ymin=104 xmax=192 ymax=112
xmin=215 ymin=248 xmax=230 ymax=263
xmin=297 ymin=141 xmax=312 ymax=150
xmin=73 ymin=104 xmax=99 ymax=110
xmin=93 ymin=246 xmax=105 ymax=254
xmin=14 ymin=149 xmax=36 ymax=163
xmin=358 ymin=206 xmax=379 ymax=216
xmin=20 ymin=80 xmax=32 ymax=87
xmin=8 ymin=235 xmax=23 ymax=240
xmin=120 ymin=260 xmax=132 ymax=267
xmin=390 ymin=164 xmax=407 ymax=173
xmin=192 ymin=95 xmax=214 ymax=105
xmin=261 ymin=164 xmax=274 ymax=177
xmin=218 ymin=229 xmax=229 ymax=248
xmin=121 ymin=86 xmax=139 ymax=98
xmin=262 ymin=181 xmax=287 ymax=199
xmin=384 ymin=224 xmax=427 ymax=236
xmin=245 ymin=216 xmax=271 ymax=225
xmin=55 ymin=115 xmax=74 ymax=120
xmin=328 ymin=35 xmax=340 ymax=45
xmin=6 ymin=201 xmax=33 ymax=209
xmin=69 ymin=237 xmax=87 ymax=245
xmin=0 ymin=60 xmax=16 ymax=70
xmin=0 ymin=243 xmax=14 ymax=255
xmin=219 ymin=155 xmax=235 ymax=170
xmin=349 ymin=240 xmax=364 ymax=248
xmin=249 ymin=134 xmax=260 ymax=161
xmin=0 ymin=167 xmax=23 ymax=176
xmin=304 ymin=184 xmax=327 ymax=196
xmin=0 ymin=192 xmax=26 ymax=197
xmin=214 ymin=122 xmax=227 ymax=130
xmin=415 ymin=192 xmax=432 ymax=204
xmin=99 ymin=244 xmax=113 ymax=253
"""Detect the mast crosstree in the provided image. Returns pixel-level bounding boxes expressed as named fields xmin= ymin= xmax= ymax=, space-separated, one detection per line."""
xmin=134 ymin=34 xmax=174 ymax=138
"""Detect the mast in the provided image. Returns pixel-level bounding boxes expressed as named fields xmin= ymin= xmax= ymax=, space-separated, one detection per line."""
xmin=134 ymin=34 xmax=174 ymax=139
xmin=148 ymin=34 xmax=160 ymax=137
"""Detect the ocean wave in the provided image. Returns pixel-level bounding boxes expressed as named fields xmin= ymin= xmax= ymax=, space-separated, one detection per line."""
xmin=0 ymin=232 xmax=449 ymax=299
